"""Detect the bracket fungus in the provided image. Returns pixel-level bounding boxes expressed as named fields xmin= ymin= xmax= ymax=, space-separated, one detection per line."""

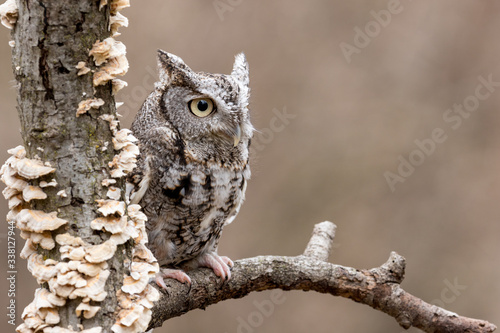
xmin=0 ymin=0 xmax=17 ymax=29
xmin=96 ymin=199 xmax=126 ymax=216
xmin=16 ymin=209 xmax=68 ymax=233
xmin=91 ymin=215 xmax=127 ymax=234
xmin=27 ymin=230 xmax=55 ymax=250
xmin=40 ymin=179 xmax=58 ymax=188
xmin=84 ymin=240 xmax=117 ymax=263
xmin=16 ymin=288 xmax=66 ymax=332
xmin=112 ymin=78 xmax=128 ymax=95
xmin=76 ymin=98 xmax=105 ymax=117
xmin=12 ymin=157 xmax=56 ymax=179
xmin=75 ymin=61 xmax=91 ymax=76
xmin=76 ymin=301 xmax=101 ymax=319
xmin=106 ymin=186 xmax=122 ymax=200
xmin=100 ymin=114 xmax=120 ymax=134
xmin=22 ymin=185 xmax=47 ymax=202
xmin=111 ymin=204 xmax=159 ymax=333
xmin=122 ymin=261 xmax=158 ymax=295
xmin=112 ymin=285 xmax=159 ymax=333
xmin=90 ymin=38 xmax=129 ymax=87
xmin=110 ymin=0 xmax=130 ymax=14
xmin=102 ymin=178 xmax=117 ymax=187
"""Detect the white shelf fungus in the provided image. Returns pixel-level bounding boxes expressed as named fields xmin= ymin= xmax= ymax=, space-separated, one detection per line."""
xmin=90 ymin=38 xmax=129 ymax=87
xmin=77 ymin=98 xmax=105 ymax=117
xmin=56 ymin=189 xmax=68 ymax=198
xmin=0 ymin=0 xmax=18 ymax=29
xmin=91 ymin=215 xmax=127 ymax=234
xmin=12 ymin=157 xmax=55 ymax=179
xmin=110 ymin=0 xmax=130 ymax=15
xmin=99 ymin=114 xmax=119 ymax=134
xmin=84 ymin=240 xmax=117 ymax=263
xmin=70 ymin=269 xmax=109 ymax=301
xmin=76 ymin=301 xmax=101 ymax=319
xmin=75 ymin=61 xmax=91 ymax=76
xmin=23 ymin=185 xmax=47 ymax=202
xmin=112 ymin=78 xmax=128 ymax=94
xmin=102 ymin=178 xmax=117 ymax=186
xmin=16 ymin=209 xmax=68 ymax=233
xmin=96 ymin=199 xmax=126 ymax=216
xmin=106 ymin=186 xmax=122 ymax=200
xmin=110 ymin=12 xmax=128 ymax=37
xmin=28 ymin=230 xmax=55 ymax=250
xmin=40 ymin=179 xmax=58 ymax=187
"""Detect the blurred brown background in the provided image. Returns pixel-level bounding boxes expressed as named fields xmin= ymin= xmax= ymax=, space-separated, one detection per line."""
xmin=1 ymin=1 xmax=499 ymax=332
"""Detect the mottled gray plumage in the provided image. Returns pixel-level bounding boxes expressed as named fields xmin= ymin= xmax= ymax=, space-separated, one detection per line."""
xmin=127 ymin=50 xmax=252 ymax=287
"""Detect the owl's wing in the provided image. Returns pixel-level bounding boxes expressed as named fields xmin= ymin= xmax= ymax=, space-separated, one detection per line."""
xmin=126 ymin=125 xmax=180 ymax=205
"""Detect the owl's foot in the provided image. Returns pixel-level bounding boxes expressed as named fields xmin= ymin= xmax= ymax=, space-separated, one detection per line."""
xmin=155 ymin=268 xmax=191 ymax=289
xmin=198 ymin=252 xmax=234 ymax=281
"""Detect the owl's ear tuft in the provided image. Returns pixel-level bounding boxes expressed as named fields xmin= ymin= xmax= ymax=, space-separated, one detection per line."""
xmin=232 ymin=53 xmax=249 ymax=87
xmin=157 ymin=50 xmax=194 ymax=85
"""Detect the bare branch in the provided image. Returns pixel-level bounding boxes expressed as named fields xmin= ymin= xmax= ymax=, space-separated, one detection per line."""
xmin=303 ymin=220 xmax=336 ymax=261
xmin=149 ymin=222 xmax=496 ymax=333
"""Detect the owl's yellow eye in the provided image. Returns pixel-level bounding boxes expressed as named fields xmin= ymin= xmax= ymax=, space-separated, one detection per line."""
xmin=188 ymin=98 xmax=215 ymax=118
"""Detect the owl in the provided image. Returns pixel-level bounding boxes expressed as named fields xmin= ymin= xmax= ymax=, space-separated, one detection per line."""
xmin=127 ymin=50 xmax=252 ymax=289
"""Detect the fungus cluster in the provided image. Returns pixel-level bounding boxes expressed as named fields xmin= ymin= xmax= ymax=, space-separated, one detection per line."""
xmin=2 ymin=0 xmax=160 ymax=332
xmin=110 ymin=205 xmax=159 ymax=333
xmin=89 ymin=3 xmax=160 ymax=331
xmin=0 ymin=147 xmax=71 ymax=332
xmin=0 ymin=146 xmax=60 ymax=258
xmin=0 ymin=146 xmax=116 ymax=332
xmin=109 ymin=129 xmax=139 ymax=178
xmin=89 ymin=37 xmax=129 ymax=91
xmin=0 ymin=0 xmax=17 ymax=30
xmin=91 ymin=194 xmax=160 ymax=332
xmin=75 ymin=0 xmax=129 ymax=117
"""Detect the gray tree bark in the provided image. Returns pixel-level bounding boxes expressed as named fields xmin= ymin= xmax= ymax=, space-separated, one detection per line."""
xmin=11 ymin=0 xmax=128 ymax=331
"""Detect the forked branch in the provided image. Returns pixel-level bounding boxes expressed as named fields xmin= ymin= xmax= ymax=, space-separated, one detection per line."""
xmin=148 ymin=222 xmax=496 ymax=332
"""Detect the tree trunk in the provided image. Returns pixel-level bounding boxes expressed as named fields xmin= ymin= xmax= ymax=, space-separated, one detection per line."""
xmin=11 ymin=0 xmax=129 ymax=331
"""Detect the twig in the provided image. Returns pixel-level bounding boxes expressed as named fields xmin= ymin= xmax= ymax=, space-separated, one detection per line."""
xmin=148 ymin=222 xmax=496 ymax=333
xmin=303 ymin=221 xmax=336 ymax=261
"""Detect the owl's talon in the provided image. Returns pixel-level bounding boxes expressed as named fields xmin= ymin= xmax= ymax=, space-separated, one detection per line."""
xmin=220 ymin=256 xmax=234 ymax=268
xmin=198 ymin=252 xmax=233 ymax=281
xmin=155 ymin=268 xmax=191 ymax=289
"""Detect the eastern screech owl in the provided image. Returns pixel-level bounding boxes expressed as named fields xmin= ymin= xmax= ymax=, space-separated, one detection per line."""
xmin=127 ymin=50 xmax=252 ymax=288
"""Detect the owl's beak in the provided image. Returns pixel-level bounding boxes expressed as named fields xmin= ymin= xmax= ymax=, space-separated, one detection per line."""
xmin=233 ymin=124 xmax=241 ymax=147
